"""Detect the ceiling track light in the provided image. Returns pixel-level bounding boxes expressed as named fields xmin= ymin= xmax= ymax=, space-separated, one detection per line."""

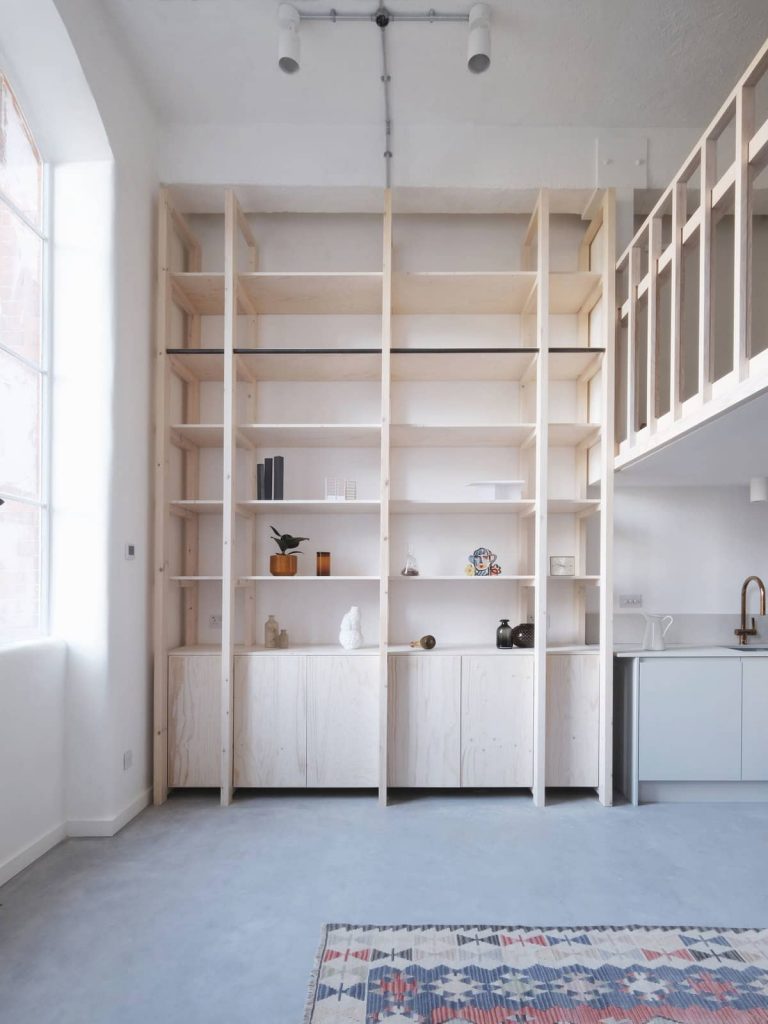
xmin=277 ymin=4 xmax=492 ymax=186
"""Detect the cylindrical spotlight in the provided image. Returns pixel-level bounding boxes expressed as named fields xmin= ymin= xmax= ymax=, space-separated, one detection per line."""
xmin=467 ymin=3 xmax=491 ymax=74
xmin=278 ymin=3 xmax=300 ymax=74
xmin=750 ymin=476 xmax=768 ymax=502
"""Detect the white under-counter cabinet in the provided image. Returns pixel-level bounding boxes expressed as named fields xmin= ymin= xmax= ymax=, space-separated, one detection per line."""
xmin=742 ymin=659 xmax=768 ymax=781
xmin=615 ymin=653 xmax=768 ymax=803
xmin=168 ymin=654 xmax=221 ymax=788
xmin=639 ymin=658 xmax=742 ymax=781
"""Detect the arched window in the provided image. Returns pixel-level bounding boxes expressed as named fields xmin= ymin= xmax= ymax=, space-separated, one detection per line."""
xmin=0 ymin=73 xmax=47 ymax=641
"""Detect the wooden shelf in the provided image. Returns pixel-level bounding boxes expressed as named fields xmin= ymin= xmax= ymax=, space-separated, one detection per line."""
xmin=546 ymin=575 xmax=600 ymax=584
xmin=239 ymin=423 xmax=381 ymax=447
xmin=390 ymin=499 xmax=534 ymax=515
xmin=236 ymin=349 xmax=382 ymax=382
xmin=548 ymin=498 xmax=601 ymax=515
xmin=169 ymin=499 xmax=224 ymax=515
xmin=239 ymin=575 xmax=379 ymax=583
xmin=238 ymin=499 xmax=380 ymax=516
xmin=548 ymin=422 xmax=601 ymax=446
xmin=390 ymin=349 xmax=537 ymax=382
xmin=239 ymin=272 xmax=383 ymax=314
xmin=548 ymin=348 xmax=604 ymax=381
xmin=171 ymin=424 xmax=224 ymax=447
xmin=170 ymin=576 xmax=223 ymax=587
xmin=549 ymin=272 xmax=601 ymax=313
xmin=390 ymin=423 xmax=535 ymax=447
xmin=170 ymin=273 xmax=225 ymax=315
xmin=392 ymin=271 xmax=537 ymax=314
xmin=390 ymin=574 xmax=535 ymax=582
xmin=168 ymin=349 xmax=224 ymax=381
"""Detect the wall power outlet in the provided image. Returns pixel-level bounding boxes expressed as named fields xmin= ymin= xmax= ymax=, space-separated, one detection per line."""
xmin=209 ymin=614 xmax=222 ymax=628
xmin=619 ymin=594 xmax=643 ymax=608
xmin=123 ymin=749 xmax=133 ymax=771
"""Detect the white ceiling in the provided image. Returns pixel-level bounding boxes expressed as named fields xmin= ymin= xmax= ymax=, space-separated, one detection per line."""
xmin=103 ymin=0 xmax=768 ymax=132
xmin=617 ymin=390 xmax=768 ymax=488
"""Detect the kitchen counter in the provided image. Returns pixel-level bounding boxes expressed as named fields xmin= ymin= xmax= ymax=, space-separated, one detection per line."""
xmin=615 ymin=645 xmax=768 ymax=658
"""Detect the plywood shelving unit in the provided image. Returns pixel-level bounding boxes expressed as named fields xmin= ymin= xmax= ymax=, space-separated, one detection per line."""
xmin=153 ymin=187 xmax=615 ymax=808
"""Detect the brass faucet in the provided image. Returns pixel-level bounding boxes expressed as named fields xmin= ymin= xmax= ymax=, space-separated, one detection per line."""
xmin=735 ymin=575 xmax=767 ymax=645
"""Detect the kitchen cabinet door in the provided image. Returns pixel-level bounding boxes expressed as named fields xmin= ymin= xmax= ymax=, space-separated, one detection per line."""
xmin=742 ymin=659 xmax=768 ymax=781
xmin=306 ymin=656 xmax=378 ymax=787
xmin=546 ymin=654 xmax=600 ymax=787
xmin=168 ymin=655 xmax=221 ymax=787
xmin=639 ymin=658 xmax=741 ymax=781
xmin=461 ymin=656 xmax=534 ymax=787
xmin=234 ymin=655 xmax=306 ymax=788
xmin=388 ymin=655 xmax=461 ymax=787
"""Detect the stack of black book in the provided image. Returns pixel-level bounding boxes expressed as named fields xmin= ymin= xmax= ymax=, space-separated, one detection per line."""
xmin=257 ymin=456 xmax=284 ymax=500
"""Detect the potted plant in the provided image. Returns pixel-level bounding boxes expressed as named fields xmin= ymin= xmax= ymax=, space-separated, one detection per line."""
xmin=269 ymin=526 xmax=309 ymax=577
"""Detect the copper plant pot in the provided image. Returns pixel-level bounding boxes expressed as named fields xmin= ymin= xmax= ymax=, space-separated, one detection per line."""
xmin=270 ymin=553 xmax=298 ymax=577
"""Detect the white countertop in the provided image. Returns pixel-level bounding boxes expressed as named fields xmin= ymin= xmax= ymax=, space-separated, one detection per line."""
xmin=615 ymin=644 xmax=768 ymax=658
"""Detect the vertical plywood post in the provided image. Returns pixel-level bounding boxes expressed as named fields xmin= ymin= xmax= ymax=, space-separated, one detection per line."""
xmin=669 ymin=183 xmax=686 ymax=419
xmin=625 ymin=247 xmax=640 ymax=447
xmin=532 ymin=190 xmax=549 ymax=807
xmin=598 ymin=191 xmax=616 ymax=807
xmin=379 ymin=190 xmax=393 ymax=806
xmin=220 ymin=190 xmax=238 ymax=806
xmin=153 ymin=190 xmax=173 ymax=805
xmin=646 ymin=217 xmax=662 ymax=434
xmin=698 ymin=139 xmax=716 ymax=400
xmin=734 ymin=84 xmax=754 ymax=380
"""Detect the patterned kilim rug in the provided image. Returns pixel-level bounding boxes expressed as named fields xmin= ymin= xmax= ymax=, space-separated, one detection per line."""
xmin=305 ymin=924 xmax=768 ymax=1023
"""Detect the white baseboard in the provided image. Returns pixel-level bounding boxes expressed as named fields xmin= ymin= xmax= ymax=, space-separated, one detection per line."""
xmin=66 ymin=787 xmax=151 ymax=838
xmin=0 ymin=823 xmax=67 ymax=888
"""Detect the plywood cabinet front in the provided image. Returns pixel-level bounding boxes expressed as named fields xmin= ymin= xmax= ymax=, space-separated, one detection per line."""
xmin=461 ymin=656 xmax=534 ymax=787
xmin=168 ymin=655 xmax=221 ymax=787
xmin=234 ymin=655 xmax=307 ymax=787
xmin=388 ymin=655 xmax=461 ymax=787
xmin=306 ymin=656 xmax=378 ymax=787
xmin=546 ymin=654 xmax=599 ymax=787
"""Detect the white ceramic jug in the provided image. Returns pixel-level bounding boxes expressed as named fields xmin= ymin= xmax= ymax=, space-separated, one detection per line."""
xmin=642 ymin=613 xmax=674 ymax=651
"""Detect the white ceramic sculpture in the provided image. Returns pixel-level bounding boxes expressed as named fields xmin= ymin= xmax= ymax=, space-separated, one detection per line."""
xmin=339 ymin=605 xmax=364 ymax=650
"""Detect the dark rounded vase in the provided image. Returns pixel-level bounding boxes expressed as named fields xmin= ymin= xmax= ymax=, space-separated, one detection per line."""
xmin=496 ymin=619 xmax=514 ymax=649
xmin=511 ymin=622 xmax=535 ymax=648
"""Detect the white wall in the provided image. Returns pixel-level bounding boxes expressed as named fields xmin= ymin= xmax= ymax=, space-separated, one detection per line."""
xmin=0 ymin=640 xmax=66 ymax=886
xmin=614 ymin=485 xmax=768 ymax=646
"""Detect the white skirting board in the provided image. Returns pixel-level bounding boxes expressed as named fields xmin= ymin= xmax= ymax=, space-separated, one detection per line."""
xmin=66 ymin=787 xmax=152 ymax=838
xmin=0 ymin=823 xmax=67 ymax=889
xmin=0 ymin=787 xmax=152 ymax=888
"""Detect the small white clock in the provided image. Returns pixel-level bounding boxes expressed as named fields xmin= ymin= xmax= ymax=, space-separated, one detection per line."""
xmin=550 ymin=555 xmax=575 ymax=576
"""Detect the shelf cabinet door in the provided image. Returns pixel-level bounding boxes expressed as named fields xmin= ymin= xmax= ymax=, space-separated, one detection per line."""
xmin=168 ymin=655 xmax=221 ymax=787
xmin=742 ymin=659 xmax=768 ymax=781
xmin=306 ymin=656 xmax=378 ymax=787
xmin=461 ymin=656 xmax=534 ymax=787
xmin=546 ymin=654 xmax=599 ymax=787
xmin=234 ymin=655 xmax=307 ymax=788
xmin=388 ymin=655 xmax=461 ymax=787
xmin=638 ymin=658 xmax=741 ymax=781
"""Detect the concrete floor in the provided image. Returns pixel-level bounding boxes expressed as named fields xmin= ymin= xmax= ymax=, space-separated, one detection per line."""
xmin=2 ymin=791 xmax=768 ymax=1024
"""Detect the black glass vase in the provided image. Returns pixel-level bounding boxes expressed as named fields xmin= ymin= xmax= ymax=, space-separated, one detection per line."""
xmin=496 ymin=618 xmax=514 ymax=649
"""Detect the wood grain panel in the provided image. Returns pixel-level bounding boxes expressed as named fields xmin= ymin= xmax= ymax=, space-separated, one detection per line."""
xmin=168 ymin=655 xmax=221 ymax=787
xmin=461 ymin=655 xmax=534 ymax=787
xmin=234 ymin=655 xmax=306 ymax=787
xmin=545 ymin=654 xmax=599 ymax=787
xmin=306 ymin=656 xmax=378 ymax=787
xmin=388 ymin=655 xmax=461 ymax=787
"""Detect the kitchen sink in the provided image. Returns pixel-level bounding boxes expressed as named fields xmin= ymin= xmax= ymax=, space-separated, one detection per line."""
xmin=725 ymin=643 xmax=768 ymax=651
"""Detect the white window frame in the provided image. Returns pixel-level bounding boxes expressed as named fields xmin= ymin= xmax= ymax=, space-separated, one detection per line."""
xmin=0 ymin=159 xmax=51 ymax=640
